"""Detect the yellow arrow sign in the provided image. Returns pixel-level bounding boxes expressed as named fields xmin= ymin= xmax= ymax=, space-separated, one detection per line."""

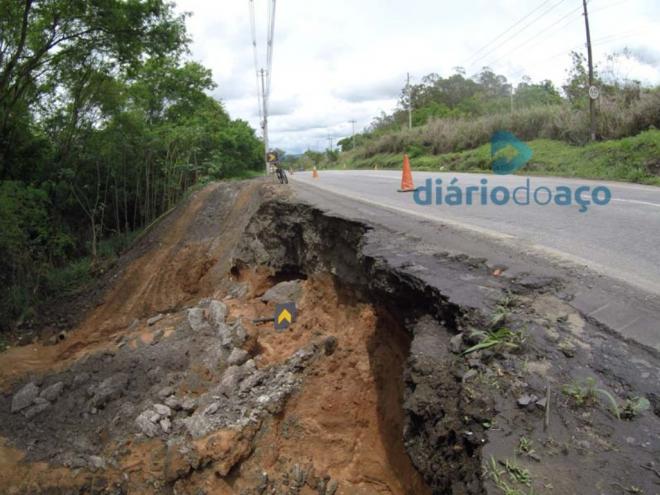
xmin=277 ymin=309 xmax=292 ymax=325
xmin=274 ymin=302 xmax=296 ymax=331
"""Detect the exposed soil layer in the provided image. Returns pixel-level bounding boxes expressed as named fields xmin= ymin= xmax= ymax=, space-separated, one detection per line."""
xmin=0 ymin=181 xmax=268 ymax=388
xmin=0 ymin=181 xmax=658 ymax=495
xmin=235 ymin=198 xmax=660 ymax=495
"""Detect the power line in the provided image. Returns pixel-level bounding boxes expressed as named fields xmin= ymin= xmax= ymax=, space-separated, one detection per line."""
xmin=590 ymin=0 xmax=629 ymax=15
xmin=486 ymin=4 xmax=584 ymax=69
xmin=464 ymin=0 xmax=554 ymax=66
xmin=468 ymin=0 xmax=567 ymax=71
xmin=249 ymin=0 xmax=263 ymax=124
xmin=266 ymin=0 xmax=276 ymax=98
xmin=248 ymin=0 xmax=277 ymax=174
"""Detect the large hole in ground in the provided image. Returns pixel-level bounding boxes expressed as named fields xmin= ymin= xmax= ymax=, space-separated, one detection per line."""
xmin=230 ymin=200 xmax=489 ymax=494
xmin=206 ymin=273 xmax=434 ymax=494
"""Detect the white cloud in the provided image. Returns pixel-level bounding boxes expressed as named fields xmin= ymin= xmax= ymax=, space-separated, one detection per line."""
xmin=175 ymin=0 xmax=660 ymax=154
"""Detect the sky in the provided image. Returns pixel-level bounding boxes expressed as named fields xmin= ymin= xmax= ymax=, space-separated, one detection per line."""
xmin=174 ymin=0 xmax=660 ymax=154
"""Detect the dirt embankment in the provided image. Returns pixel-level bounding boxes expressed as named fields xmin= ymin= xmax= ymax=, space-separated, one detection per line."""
xmin=0 ymin=181 xmax=268 ymax=387
xmin=0 ymin=180 xmax=658 ymax=495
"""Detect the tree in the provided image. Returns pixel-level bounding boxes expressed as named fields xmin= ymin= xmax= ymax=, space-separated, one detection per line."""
xmin=0 ymin=0 xmax=188 ymax=175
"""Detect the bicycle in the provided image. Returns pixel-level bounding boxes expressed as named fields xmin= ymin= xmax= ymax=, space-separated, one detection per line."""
xmin=275 ymin=165 xmax=288 ymax=184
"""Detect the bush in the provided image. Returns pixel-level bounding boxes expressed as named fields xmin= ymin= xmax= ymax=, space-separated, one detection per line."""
xmin=43 ymin=259 xmax=92 ymax=297
xmin=357 ymin=89 xmax=660 ymax=158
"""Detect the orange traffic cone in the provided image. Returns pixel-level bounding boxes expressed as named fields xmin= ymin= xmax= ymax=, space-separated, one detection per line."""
xmin=312 ymin=166 xmax=319 ymax=179
xmin=398 ymin=154 xmax=415 ymax=192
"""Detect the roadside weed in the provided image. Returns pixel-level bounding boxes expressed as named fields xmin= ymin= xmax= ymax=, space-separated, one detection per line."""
xmin=504 ymin=459 xmax=532 ymax=486
xmin=621 ymin=397 xmax=651 ymax=420
xmin=485 ymin=456 xmax=537 ymax=495
xmin=464 ymin=327 xmax=526 ymax=355
xmin=562 ymin=377 xmax=630 ymax=419
xmin=516 ymin=437 xmax=536 ymax=458
xmin=562 ymin=378 xmax=597 ymax=407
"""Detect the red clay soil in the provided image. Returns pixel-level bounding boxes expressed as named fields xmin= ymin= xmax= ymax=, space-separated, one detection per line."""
xmin=0 ymin=181 xmax=266 ymax=389
xmin=0 ymin=180 xmax=431 ymax=494
xmin=166 ymin=274 xmax=431 ymax=495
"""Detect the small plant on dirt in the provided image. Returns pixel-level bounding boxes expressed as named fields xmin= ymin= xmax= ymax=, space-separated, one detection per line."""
xmin=491 ymin=291 xmax=517 ymax=327
xmin=485 ymin=456 xmax=537 ymax=495
xmin=562 ymin=378 xmax=596 ymax=406
xmin=516 ymin=436 xmax=536 ymax=458
xmin=562 ymin=377 xmax=622 ymax=419
xmin=621 ymin=397 xmax=651 ymax=420
xmin=464 ymin=327 xmax=526 ymax=355
xmin=504 ymin=459 xmax=532 ymax=486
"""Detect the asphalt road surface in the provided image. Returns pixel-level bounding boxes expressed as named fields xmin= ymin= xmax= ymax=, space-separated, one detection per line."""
xmin=290 ymin=170 xmax=660 ymax=298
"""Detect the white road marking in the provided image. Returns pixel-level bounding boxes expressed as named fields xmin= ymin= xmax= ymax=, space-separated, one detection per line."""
xmin=290 ymin=175 xmax=660 ymax=297
xmin=612 ymin=198 xmax=660 ymax=208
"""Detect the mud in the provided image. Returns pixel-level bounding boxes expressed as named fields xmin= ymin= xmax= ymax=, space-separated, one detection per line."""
xmin=0 ymin=181 xmax=658 ymax=495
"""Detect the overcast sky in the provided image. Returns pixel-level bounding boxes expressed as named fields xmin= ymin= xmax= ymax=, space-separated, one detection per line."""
xmin=174 ymin=0 xmax=660 ymax=154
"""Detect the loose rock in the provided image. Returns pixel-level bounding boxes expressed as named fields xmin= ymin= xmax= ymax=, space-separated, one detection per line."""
xmin=89 ymin=373 xmax=129 ymax=408
xmin=164 ymin=396 xmax=181 ymax=410
xmin=208 ymin=300 xmax=228 ymax=327
xmin=260 ymin=280 xmax=303 ymax=304
xmin=40 ymin=382 xmax=64 ymax=402
xmin=158 ymin=386 xmax=175 ymax=399
xmin=187 ymin=307 xmax=209 ymax=332
xmin=135 ymin=411 xmax=160 ymax=437
xmin=181 ymin=398 xmax=197 ymax=413
xmin=228 ymin=348 xmax=249 ymax=366
xmin=160 ymin=417 xmax=171 ymax=433
xmin=517 ymin=394 xmax=539 ymax=409
xmin=11 ymin=383 xmax=40 ymax=413
xmin=23 ymin=401 xmax=50 ymax=419
xmin=153 ymin=404 xmax=172 ymax=417
xmin=449 ymin=333 xmax=464 ymax=354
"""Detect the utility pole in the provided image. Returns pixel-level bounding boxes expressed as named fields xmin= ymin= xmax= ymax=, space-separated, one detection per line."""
xmin=510 ymin=84 xmax=514 ymax=114
xmin=349 ymin=120 xmax=357 ymax=149
xmin=582 ymin=0 xmax=596 ymax=141
xmin=260 ymin=68 xmax=269 ymax=173
xmin=327 ymin=136 xmax=333 ymax=151
xmin=407 ymin=72 xmax=412 ymax=130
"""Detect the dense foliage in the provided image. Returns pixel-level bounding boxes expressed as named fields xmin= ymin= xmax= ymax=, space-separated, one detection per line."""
xmin=0 ymin=0 xmax=263 ymax=329
xmin=335 ymin=52 xmax=659 ymax=157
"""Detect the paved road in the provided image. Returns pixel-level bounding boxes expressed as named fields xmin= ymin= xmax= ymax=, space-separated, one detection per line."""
xmin=290 ymin=170 xmax=660 ymax=297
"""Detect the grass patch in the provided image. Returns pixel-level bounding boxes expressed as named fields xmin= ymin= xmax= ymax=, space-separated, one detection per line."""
xmin=486 ymin=456 xmax=538 ymax=495
xmin=562 ymin=377 xmax=625 ymax=419
xmin=463 ymin=327 xmax=526 ymax=355
xmin=330 ymin=129 xmax=660 ymax=186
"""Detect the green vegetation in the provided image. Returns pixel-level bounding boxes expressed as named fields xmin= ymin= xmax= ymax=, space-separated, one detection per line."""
xmin=621 ymin=397 xmax=651 ymax=420
xmin=0 ymin=1 xmax=264 ymax=331
xmin=486 ymin=456 xmax=538 ymax=495
xmin=294 ymin=51 xmax=659 ymax=186
xmin=562 ymin=377 xmax=645 ymax=421
xmin=331 ymin=129 xmax=660 ymax=186
xmin=463 ymin=327 xmax=526 ymax=355
xmin=516 ymin=437 xmax=536 ymax=459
